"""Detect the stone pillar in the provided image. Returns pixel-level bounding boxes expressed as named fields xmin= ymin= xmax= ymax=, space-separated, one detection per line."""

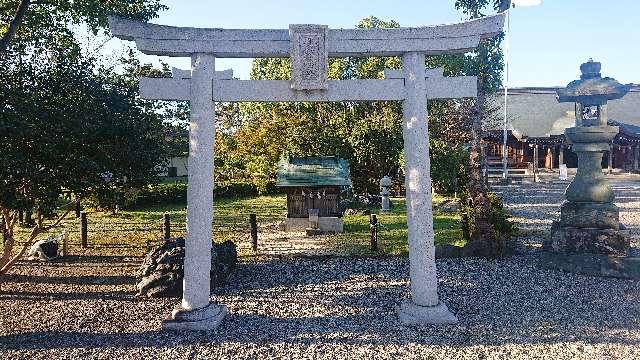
xmin=380 ymin=176 xmax=392 ymax=212
xmin=163 ymin=53 xmax=227 ymax=330
xmin=397 ymin=52 xmax=456 ymax=325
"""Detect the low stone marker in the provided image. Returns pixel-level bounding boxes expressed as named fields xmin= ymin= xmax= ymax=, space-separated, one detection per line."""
xmin=559 ymin=164 xmax=568 ymax=180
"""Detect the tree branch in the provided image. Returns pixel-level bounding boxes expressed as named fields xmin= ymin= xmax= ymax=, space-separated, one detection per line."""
xmin=0 ymin=222 xmax=40 ymax=275
xmin=43 ymin=208 xmax=71 ymax=232
xmin=0 ymin=0 xmax=31 ymax=52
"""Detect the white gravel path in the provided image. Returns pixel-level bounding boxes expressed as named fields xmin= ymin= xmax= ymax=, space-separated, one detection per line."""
xmin=1 ymin=176 xmax=639 ymax=359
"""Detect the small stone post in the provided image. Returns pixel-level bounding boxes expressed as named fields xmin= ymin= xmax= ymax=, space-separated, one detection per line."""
xmin=62 ymin=232 xmax=68 ymax=257
xmin=163 ymin=53 xmax=227 ymax=331
xmin=75 ymin=199 xmax=81 ymax=219
xmin=397 ymin=52 xmax=457 ymax=325
xmin=24 ymin=209 xmax=34 ymax=226
xmin=380 ymin=176 xmax=392 ymax=212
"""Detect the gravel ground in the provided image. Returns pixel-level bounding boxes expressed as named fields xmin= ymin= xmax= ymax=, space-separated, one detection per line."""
xmin=1 ymin=176 xmax=640 ymax=359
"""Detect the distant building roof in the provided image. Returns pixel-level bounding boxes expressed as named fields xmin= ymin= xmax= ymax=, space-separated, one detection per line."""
xmin=490 ymin=85 xmax=640 ymax=137
xmin=276 ymin=156 xmax=352 ymax=187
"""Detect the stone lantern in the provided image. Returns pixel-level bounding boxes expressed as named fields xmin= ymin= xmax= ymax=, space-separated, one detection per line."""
xmin=546 ymin=59 xmax=632 ymax=261
xmin=380 ymin=176 xmax=392 ymax=212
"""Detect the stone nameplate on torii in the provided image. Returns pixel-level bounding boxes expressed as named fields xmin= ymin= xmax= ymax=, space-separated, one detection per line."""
xmin=289 ymin=24 xmax=328 ymax=90
xmin=109 ymin=14 xmax=505 ymax=331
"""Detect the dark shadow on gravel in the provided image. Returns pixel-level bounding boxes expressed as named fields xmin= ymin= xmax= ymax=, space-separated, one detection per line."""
xmin=2 ymin=305 xmax=640 ymax=351
xmin=0 ymin=290 xmax=137 ymax=301
xmin=0 ymin=274 xmax=136 ymax=286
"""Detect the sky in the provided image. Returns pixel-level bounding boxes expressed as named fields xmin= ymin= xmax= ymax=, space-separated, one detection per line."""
xmin=105 ymin=0 xmax=640 ymax=87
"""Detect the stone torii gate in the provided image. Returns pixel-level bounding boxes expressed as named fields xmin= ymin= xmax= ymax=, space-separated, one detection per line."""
xmin=109 ymin=14 xmax=504 ymax=330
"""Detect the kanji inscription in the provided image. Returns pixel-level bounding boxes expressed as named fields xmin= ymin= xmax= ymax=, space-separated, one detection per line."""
xmin=289 ymin=24 xmax=328 ymax=90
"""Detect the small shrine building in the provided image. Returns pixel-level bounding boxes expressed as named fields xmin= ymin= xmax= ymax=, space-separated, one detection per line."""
xmin=276 ymin=156 xmax=352 ymax=233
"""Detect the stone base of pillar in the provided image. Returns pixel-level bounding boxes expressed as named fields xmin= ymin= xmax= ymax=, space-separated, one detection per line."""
xmin=162 ymin=303 xmax=227 ymax=331
xmin=397 ymin=301 xmax=458 ymax=325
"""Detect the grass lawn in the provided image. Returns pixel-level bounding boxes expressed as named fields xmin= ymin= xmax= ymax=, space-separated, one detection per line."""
xmin=337 ymin=197 xmax=464 ymax=256
xmin=7 ymin=194 xmax=463 ymax=258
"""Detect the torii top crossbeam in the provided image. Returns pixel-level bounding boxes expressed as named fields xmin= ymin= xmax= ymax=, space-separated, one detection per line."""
xmin=109 ymin=15 xmax=504 ymax=58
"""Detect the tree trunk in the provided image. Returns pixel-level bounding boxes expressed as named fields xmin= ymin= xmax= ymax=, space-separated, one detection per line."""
xmin=0 ymin=209 xmax=69 ymax=276
xmin=463 ymin=71 xmax=496 ymax=257
xmin=0 ymin=0 xmax=31 ymax=52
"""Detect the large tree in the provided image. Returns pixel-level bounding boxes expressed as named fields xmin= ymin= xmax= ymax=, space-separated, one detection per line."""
xmin=228 ymin=17 xmax=405 ymax=194
xmin=0 ymin=0 xmax=168 ymax=275
xmin=454 ymin=0 xmax=509 ymax=256
xmin=0 ymin=48 xmax=167 ymax=274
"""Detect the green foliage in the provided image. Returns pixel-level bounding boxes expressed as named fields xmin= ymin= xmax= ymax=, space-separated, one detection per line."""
xmin=87 ymin=181 xmax=265 ymax=210
xmin=1 ymin=0 xmax=166 ymax=52
xmin=459 ymin=191 xmax=517 ymax=245
xmin=0 ymin=48 xmax=166 ymax=215
xmin=217 ymin=17 xmax=405 ymax=194
xmin=429 ymin=140 xmax=469 ymax=195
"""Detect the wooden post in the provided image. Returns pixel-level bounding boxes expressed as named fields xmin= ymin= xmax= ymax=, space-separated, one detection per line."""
xmin=533 ymin=144 xmax=539 ymax=182
xmin=559 ymin=144 xmax=564 ymax=166
xmin=163 ymin=212 xmax=171 ymax=239
xmin=25 ymin=209 xmax=33 ymax=226
xmin=370 ymin=214 xmax=378 ymax=252
xmin=608 ymin=143 xmax=613 ymax=173
xmin=18 ymin=209 xmax=24 ymax=225
xmin=75 ymin=199 xmax=81 ymax=218
xmin=80 ymin=212 xmax=88 ymax=248
xmin=1 ymin=216 xmax=6 ymax=244
xmin=249 ymin=213 xmax=258 ymax=252
xmin=62 ymin=232 xmax=68 ymax=257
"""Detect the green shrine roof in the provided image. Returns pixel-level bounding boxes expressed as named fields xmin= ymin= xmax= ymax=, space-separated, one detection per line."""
xmin=276 ymin=156 xmax=352 ymax=187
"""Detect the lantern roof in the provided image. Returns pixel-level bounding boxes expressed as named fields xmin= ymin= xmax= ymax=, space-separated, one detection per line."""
xmin=556 ymin=59 xmax=631 ymax=104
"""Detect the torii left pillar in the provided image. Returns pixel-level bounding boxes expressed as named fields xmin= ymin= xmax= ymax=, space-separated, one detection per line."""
xmin=163 ymin=53 xmax=227 ymax=330
xmin=397 ymin=52 xmax=457 ymax=324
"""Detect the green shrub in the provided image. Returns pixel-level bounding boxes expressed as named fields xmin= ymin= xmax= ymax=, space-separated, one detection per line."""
xmin=429 ymin=140 xmax=469 ymax=196
xmin=86 ymin=181 xmax=277 ymax=210
xmin=459 ymin=191 xmax=517 ymax=244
